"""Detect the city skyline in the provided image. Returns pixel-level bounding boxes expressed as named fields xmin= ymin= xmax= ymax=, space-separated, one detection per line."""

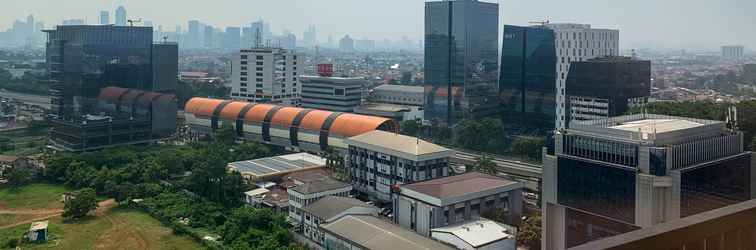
xmin=0 ymin=0 xmax=753 ymax=50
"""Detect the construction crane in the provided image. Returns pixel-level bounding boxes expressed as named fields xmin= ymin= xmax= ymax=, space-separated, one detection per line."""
xmin=127 ymin=18 xmax=142 ymax=27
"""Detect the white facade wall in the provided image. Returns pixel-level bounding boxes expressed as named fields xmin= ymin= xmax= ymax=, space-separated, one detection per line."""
xmin=231 ymin=48 xmax=304 ymax=106
xmin=287 ymin=186 xmax=353 ymax=224
xmin=547 ymin=24 xmax=619 ymax=129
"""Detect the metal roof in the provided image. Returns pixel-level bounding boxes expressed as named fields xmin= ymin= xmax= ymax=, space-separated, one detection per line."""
xmin=373 ymin=84 xmax=424 ymax=94
xmin=610 ymin=119 xmax=704 ymax=134
xmin=228 ymin=152 xmax=326 ymax=178
xmin=289 ymin=177 xmax=351 ymax=195
xmin=303 ymin=196 xmax=377 ymax=221
xmin=29 ymin=221 xmax=49 ymax=231
xmin=401 ymin=172 xmax=522 ymax=200
xmin=431 ymin=218 xmax=514 ymax=248
xmin=344 ymin=130 xmax=453 ymax=161
xmin=321 ymin=215 xmax=454 ymax=250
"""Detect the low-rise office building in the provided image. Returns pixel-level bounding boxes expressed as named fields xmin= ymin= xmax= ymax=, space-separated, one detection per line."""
xmin=393 ymin=172 xmax=524 ymax=236
xmin=354 ymin=102 xmax=424 ymax=122
xmin=288 ymin=177 xmax=352 ymax=224
xmin=301 ymin=196 xmax=378 ymax=245
xmin=368 ymin=84 xmax=425 ymax=106
xmin=300 ymin=75 xmax=366 ymax=112
xmin=344 ymin=130 xmax=454 ymax=203
xmin=320 ymin=215 xmax=455 ymax=250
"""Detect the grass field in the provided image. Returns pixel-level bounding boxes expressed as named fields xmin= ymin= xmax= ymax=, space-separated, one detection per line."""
xmin=0 ymin=184 xmax=202 ymax=250
xmin=0 ymin=184 xmax=69 ymax=210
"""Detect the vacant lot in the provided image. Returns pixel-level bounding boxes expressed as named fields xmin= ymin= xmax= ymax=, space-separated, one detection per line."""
xmin=0 ymin=184 xmax=202 ymax=250
xmin=0 ymin=184 xmax=69 ymax=211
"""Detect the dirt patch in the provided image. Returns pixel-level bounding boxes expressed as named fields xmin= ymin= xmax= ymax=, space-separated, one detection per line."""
xmin=92 ymin=202 xmax=149 ymax=250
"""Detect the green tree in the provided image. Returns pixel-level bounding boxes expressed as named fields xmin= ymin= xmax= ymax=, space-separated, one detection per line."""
xmin=511 ymin=136 xmax=545 ymax=162
xmin=63 ymin=188 xmax=98 ymax=220
xmin=114 ymin=182 xmax=137 ymax=204
xmin=5 ymin=167 xmax=32 ymax=189
xmin=215 ymin=123 xmax=236 ymax=145
xmin=466 ymin=155 xmax=497 ymax=175
xmin=324 ymin=147 xmax=347 ymax=181
xmin=400 ymin=119 xmax=422 ymax=137
xmin=518 ymin=214 xmax=542 ymax=250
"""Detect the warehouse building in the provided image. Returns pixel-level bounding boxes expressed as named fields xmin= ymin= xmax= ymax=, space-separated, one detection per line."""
xmin=227 ymin=152 xmax=326 ymax=182
xmin=320 ymin=215 xmax=455 ymax=250
xmin=183 ymin=97 xmax=399 ymax=153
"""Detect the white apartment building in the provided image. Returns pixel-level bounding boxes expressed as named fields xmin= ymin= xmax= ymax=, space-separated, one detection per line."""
xmin=230 ymin=47 xmax=304 ymax=106
xmin=545 ymin=23 xmax=619 ymax=129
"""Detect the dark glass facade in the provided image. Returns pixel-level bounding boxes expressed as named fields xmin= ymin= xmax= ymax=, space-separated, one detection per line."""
xmin=681 ymin=153 xmax=752 ymax=217
xmin=565 ymin=57 xmax=650 ymax=119
xmin=564 ymin=207 xmax=639 ymax=248
xmin=557 ymin=157 xmax=636 ymax=224
xmin=424 ymin=0 xmax=499 ymax=124
xmin=46 ymin=25 xmax=157 ymax=117
xmin=499 ymin=25 xmax=557 ymax=131
xmin=45 ymin=25 xmax=178 ymax=151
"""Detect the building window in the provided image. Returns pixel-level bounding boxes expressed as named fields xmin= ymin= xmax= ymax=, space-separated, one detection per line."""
xmin=241 ymin=55 xmax=248 ymax=59
xmin=241 ymin=66 xmax=248 ymax=71
xmin=256 ymin=56 xmax=264 ymax=60
xmin=240 ymin=88 xmax=247 ymax=92
xmin=257 ymin=78 xmax=263 ymax=82
xmin=241 ymin=61 xmax=248 ymax=65
xmin=241 ymin=77 xmax=248 ymax=82
xmin=241 ymin=72 xmax=248 ymax=76
xmin=256 ymin=73 xmax=263 ymax=77
xmin=256 ymin=67 xmax=263 ymax=71
xmin=256 ymin=62 xmax=264 ymax=66
xmin=256 ymin=84 xmax=263 ymax=88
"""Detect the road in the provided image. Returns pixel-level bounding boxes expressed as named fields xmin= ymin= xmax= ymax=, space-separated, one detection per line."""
xmin=0 ymin=90 xmax=51 ymax=109
xmin=452 ymin=150 xmax=543 ymax=179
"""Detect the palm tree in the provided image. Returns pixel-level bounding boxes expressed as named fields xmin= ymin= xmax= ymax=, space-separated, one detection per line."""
xmin=466 ymin=155 xmax=497 ymax=175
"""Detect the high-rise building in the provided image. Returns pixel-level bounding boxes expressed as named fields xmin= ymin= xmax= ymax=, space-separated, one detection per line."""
xmin=100 ymin=11 xmax=109 ymax=25
xmin=424 ymin=0 xmax=499 ymax=125
xmin=115 ymin=6 xmax=127 ymax=26
xmin=722 ymin=45 xmax=745 ymax=59
xmin=545 ymin=23 xmax=619 ymax=130
xmin=223 ymin=27 xmax=241 ymax=50
xmin=499 ymin=25 xmax=558 ymax=132
xmin=203 ymin=25 xmax=214 ymax=48
xmin=355 ymin=39 xmax=376 ymax=51
xmin=339 ymin=35 xmax=354 ymax=51
xmin=45 ymin=25 xmax=178 ymax=151
xmin=542 ymin=114 xmax=755 ymax=249
xmin=565 ymin=56 xmax=651 ymax=122
xmin=187 ymin=20 xmax=201 ymax=49
xmin=303 ymin=25 xmax=317 ymax=48
xmin=230 ymin=47 xmax=304 ymax=106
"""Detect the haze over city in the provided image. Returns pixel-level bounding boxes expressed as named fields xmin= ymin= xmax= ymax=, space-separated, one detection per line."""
xmin=1 ymin=0 xmax=756 ymax=250
xmin=0 ymin=0 xmax=754 ymax=50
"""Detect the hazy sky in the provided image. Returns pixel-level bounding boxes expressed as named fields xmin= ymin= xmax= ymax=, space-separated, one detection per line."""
xmin=0 ymin=0 xmax=754 ymax=50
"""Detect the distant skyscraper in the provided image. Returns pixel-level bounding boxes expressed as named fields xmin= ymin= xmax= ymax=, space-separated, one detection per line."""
xmin=100 ymin=11 xmax=109 ymax=25
xmin=424 ymin=0 xmax=499 ymax=124
xmin=339 ymin=35 xmax=354 ymax=51
xmin=544 ymin=23 xmax=619 ymax=130
xmin=115 ymin=6 xmax=127 ymax=26
xmin=144 ymin=21 xmax=153 ymax=27
xmin=303 ymin=25 xmax=317 ymax=48
xmin=187 ymin=20 xmax=201 ymax=49
xmin=203 ymin=25 xmax=214 ymax=48
xmin=26 ymin=15 xmax=34 ymax=34
xmin=722 ymin=45 xmax=745 ymax=59
xmin=224 ymin=27 xmax=241 ymax=50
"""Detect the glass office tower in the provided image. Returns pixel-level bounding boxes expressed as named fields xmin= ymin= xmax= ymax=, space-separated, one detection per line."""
xmin=499 ymin=25 xmax=557 ymax=132
xmin=424 ymin=0 xmax=499 ymax=125
xmin=46 ymin=25 xmax=154 ymax=117
xmin=45 ymin=25 xmax=178 ymax=151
